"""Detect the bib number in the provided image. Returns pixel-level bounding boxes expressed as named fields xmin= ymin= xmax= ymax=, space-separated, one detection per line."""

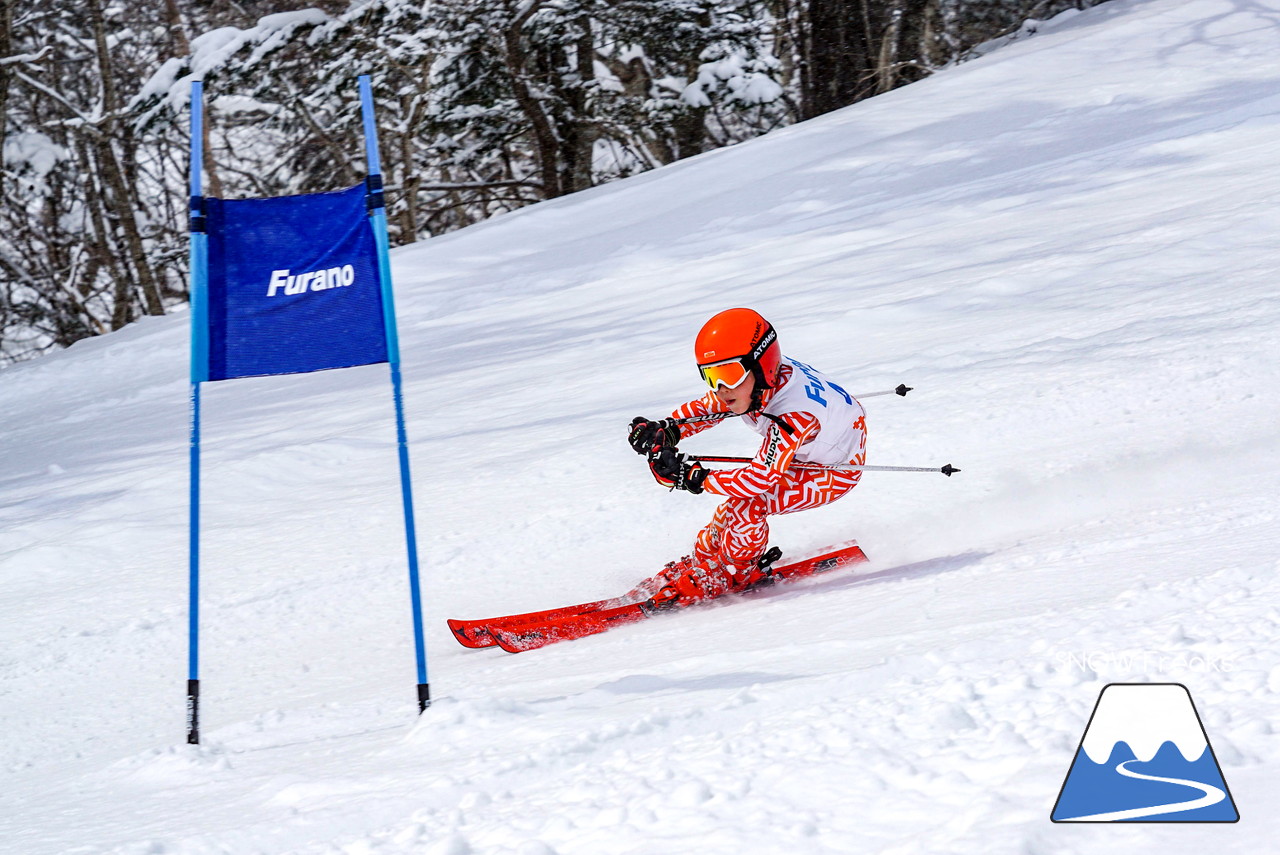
xmin=792 ymin=359 xmax=852 ymax=407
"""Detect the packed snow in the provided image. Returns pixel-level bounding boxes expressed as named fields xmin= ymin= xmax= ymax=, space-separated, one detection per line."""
xmin=3 ymin=0 xmax=1279 ymax=851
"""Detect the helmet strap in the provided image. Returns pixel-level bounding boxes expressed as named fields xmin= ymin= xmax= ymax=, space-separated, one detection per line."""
xmin=746 ymin=363 xmax=770 ymax=413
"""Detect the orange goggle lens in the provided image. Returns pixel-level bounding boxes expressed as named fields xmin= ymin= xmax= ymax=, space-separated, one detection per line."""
xmin=699 ymin=358 xmax=750 ymax=391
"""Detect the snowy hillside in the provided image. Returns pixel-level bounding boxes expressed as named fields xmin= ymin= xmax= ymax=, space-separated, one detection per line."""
xmin=4 ymin=0 xmax=1279 ymax=851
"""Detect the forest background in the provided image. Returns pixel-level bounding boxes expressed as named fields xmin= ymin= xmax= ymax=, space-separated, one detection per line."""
xmin=0 ymin=0 xmax=1098 ymax=363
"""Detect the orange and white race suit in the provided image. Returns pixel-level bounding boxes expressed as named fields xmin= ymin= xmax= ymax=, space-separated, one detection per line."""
xmin=671 ymin=357 xmax=867 ymax=577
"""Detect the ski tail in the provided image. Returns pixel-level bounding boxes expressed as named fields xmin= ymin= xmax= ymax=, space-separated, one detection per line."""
xmin=764 ymin=540 xmax=867 ymax=583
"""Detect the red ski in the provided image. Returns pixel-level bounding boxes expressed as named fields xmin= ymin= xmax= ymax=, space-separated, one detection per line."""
xmin=447 ymin=571 xmax=678 ymax=649
xmin=478 ymin=542 xmax=869 ymax=653
xmin=447 ymin=594 xmax=630 ymax=649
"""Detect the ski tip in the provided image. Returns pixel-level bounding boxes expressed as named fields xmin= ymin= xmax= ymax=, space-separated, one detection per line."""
xmin=447 ymin=619 xmax=496 ymax=649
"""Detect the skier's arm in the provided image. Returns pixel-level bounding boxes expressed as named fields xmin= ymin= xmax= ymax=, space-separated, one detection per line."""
xmin=701 ymin=411 xmax=821 ymax=498
xmin=669 ymin=391 xmax=733 ymax=440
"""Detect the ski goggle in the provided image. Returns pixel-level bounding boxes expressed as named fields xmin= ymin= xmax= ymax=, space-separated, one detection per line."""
xmin=699 ymin=357 xmax=751 ymax=391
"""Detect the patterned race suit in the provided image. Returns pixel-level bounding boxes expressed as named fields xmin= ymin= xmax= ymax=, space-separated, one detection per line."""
xmin=671 ymin=357 xmax=867 ymax=588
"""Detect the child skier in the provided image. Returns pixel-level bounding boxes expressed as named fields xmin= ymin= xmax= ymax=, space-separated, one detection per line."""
xmin=628 ymin=308 xmax=867 ymax=605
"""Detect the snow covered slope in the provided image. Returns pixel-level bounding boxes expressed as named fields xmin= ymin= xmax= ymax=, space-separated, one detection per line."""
xmin=3 ymin=0 xmax=1279 ymax=851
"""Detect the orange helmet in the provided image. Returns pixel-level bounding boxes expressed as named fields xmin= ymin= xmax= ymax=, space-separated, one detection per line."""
xmin=694 ymin=308 xmax=782 ymax=394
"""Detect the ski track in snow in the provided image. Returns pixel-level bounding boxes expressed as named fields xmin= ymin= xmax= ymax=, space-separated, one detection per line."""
xmin=3 ymin=0 xmax=1280 ymax=852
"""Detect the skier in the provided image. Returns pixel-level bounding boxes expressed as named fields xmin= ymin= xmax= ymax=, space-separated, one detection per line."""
xmin=628 ymin=308 xmax=867 ymax=605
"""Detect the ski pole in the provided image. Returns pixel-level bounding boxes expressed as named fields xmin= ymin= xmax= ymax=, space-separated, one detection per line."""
xmin=670 ymin=412 xmax=736 ymax=427
xmin=857 ymin=384 xmax=913 ymax=399
xmin=670 ymin=384 xmax=913 ymax=427
xmin=691 ymin=454 xmax=960 ymax=476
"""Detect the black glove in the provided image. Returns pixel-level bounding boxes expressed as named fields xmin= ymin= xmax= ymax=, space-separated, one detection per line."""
xmin=628 ymin=416 xmax=680 ymax=456
xmin=649 ymin=447 xmax=709 ymax=494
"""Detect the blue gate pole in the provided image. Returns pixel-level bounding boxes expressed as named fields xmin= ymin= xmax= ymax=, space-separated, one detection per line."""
xmin=359 ymin=75 xmax=430 ymax=713
xmin=187 ymin=80 xmax=210 ymax=743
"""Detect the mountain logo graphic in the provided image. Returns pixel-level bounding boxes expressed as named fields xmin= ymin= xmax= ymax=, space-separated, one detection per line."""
xmin=1052 ymin=683 xmax=1239 ymax=822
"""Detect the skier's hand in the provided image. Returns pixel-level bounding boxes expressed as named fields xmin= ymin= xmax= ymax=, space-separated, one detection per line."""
xmin=649 ymin=447 xmax=708 ymax=494
xmin=628 ymin=416 xmax=680 ymax=456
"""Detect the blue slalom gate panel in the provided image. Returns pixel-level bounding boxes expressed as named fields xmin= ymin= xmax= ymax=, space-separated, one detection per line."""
xmin=203 ymin=184 xmax=387 ymax=381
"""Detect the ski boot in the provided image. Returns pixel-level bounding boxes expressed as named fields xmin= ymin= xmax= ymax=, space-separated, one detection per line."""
xmin=738 ymin=546 xmax=784 ymax=592
xmin=631 ymin=555 xmax=694 ymax=601
xmin=643 ymin=557 xmax=726 ymax=611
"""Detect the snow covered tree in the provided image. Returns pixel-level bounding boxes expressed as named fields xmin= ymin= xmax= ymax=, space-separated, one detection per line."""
xmin=0 ymin=0 xmax=184 ymax=359
xmin=131 ymin=0 xmax=787 ymax=237
xmin=414 ymin=0 xmax=787 ymax=228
